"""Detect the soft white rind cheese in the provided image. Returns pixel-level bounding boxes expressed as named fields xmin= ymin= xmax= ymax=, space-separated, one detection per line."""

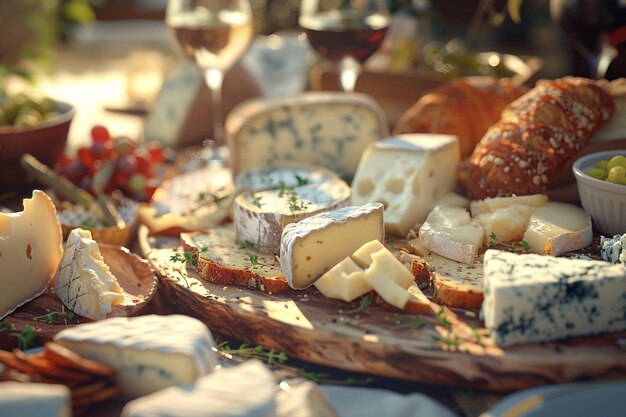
xmin=482 ymin=250 xmax=626 ymax=346
xmin=351 ymin=134 xmax=461 ymax=236
xmin=121 ymin=360 xmax=276 ymax=417
xmin=276 ymin=381 xmax=340 ymax=417
xmin=0 ymin=382 xmax=71 ymax=417
xmin=419 ymin=205 xmax=484 ymax=264
xmin=280 ymin=203 xmax=384 ymax=289
xmin=226 ymin=92 xmax=389 ymax=178
xmin=53 ymin=314 xmax=218 ymax=399
xmin=235 ymin=178 xmax=351 ymax=254
xmin=522 ymin=202 xmax=593 ymax=256
xmin=235 ymin=162 xmax=339 ymax=192
xmin=55 ymin=228 xmax=124 ymax=320
xmin=0 ymin=190 xmax=63 ymax=319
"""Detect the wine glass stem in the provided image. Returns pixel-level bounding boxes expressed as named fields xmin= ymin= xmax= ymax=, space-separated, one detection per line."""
xmin=339 ymin=56 xmax=361 ymax=93
xmin=204 ymin=68 xmax=225 ymax=144
xmin=592 ymin=42 xmax=617 ymax=80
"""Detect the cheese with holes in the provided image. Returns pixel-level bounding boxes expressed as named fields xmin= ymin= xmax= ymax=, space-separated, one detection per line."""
xmin=121 ymin=360 xmax=275 ymax=417
xmin=226 ymin=92 xmax=388 ymax=178
xmin=314 ymin=257 xmax=370 ymax=302
xmin=482 ymin=249 xmax=626 ymax=346
xmin=419 ymin=205 xmax=484 ymax=264
xmin=55 ymin=228 xmax=123 ymax=320
xmin=0 ymin=382 xmax=71 ymax=417
xmin=235 ymin=178 xmax=351 ymax=254
xmin=280 ymin=203 xmax=384 ymax=289
xmin=53 ymin=315 xmax=218 ymax=399
xmin=0 ymin=190 xmax=63 ymax=319
xmin=362 ymin=249 xmax=415 ymax=309
xmin=522 ymin=202 xmax=592 ymax=256
xmin=351 ymin=134 xmax=461 ymax=236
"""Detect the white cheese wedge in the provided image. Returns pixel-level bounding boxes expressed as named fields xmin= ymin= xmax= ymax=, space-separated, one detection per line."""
xmin=475 ymin=204 xmax=536 ymax=244
xmin=0 ymin=190 xmax=63 ymax=319
xmin=469 ymin=194 xmax=548 ymax=217
xmin=523 ymin=202 xmax=593 ymax=256
xmin=226 ymin=92 xmax=389 ymax=178
xmin=351 ymin=134 xmax=461 ymax=236
xmin=55 ymin=228 xmax=124 ymax=320
xmin=235 ymin=178 xmax=351 ymax=254
xmin=483 ymin=249 xmax=626 ymax=346
xmin=351 ymin=239 xmax=386 ymax=268
xmin=280 ymin=203 xmax=384 ymax=289
xmin=120 ymin=360 xmax=276 ymax=417
xmin=314 ymin=257 xmax=371 ymax=302
xmin=276 ymin=381 xmax=340 ymax=417
xmin=419 ymin=205 xmax=484 ymax=265
xmin=53 ymin=314 xmax=218 ymax=399
xmin=362 ymin=249 xmax=415 ymax=309
xmin=0 ymin=382 xmax=71 ymax=417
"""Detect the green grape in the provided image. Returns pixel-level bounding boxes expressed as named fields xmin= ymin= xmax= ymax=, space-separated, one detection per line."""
xmin=585 ymin=167 xmax=607 ymax=180
xmin=607 ymin=155 xmax=626 ymax=172
xmin=595 ymin=159 xmax=609 ymax=170
xmin=607 ymin=166 xmax=626 ymax=185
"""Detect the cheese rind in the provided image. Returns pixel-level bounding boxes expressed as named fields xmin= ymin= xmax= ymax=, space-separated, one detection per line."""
xmin=0 ymin=190 xmax=63 ymax=319
xmin=314 ymin=257 xmax=371 ymax=302
xmin=482 ymin=249 xmax=626 ymax=346
xmin=0 ymin=382 xmax=71 ymax=417
xmin=351 ymin=134 xmax=461 ymax=236
xmin=234 ymin=178 xmax=351 ymax=254
xmin=280 ymin=203 xmax=384 ymax=289
xmin=120 ymin=360 xmax=276 ymax=417
xmin=53 ymin=314 xmax=218 ymax=399
xmin=522 ymin=202 xmax=593 ymax=256
xmin=419 ymin=205 xmax=484 ymax=264
xmin=55 ymin=228 xmax=124 ymax=320
xmin=227 ymin=92 xmax=389 ymax=178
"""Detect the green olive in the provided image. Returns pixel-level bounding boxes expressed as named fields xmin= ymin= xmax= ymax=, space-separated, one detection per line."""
xmin=13 ymin=109 xmax=42 ymax=127
xmin=34 ymin=96 xmax=55 ymax=114
xmin=585 ymin=167 xmax=607 ymax=180
xmin=595 ymin=159 xmax=609 ymax=170
xmin=607 ymin=166 xmax=626 ymax=185
xmin=607 ymin=155 xmax=626 ymax=171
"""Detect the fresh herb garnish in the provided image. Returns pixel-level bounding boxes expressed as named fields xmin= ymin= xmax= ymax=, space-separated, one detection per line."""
xmin=169 ymin=248 xmax=207 ymax=267
xmin=251 ymin=194 xmax=262 ymax=208
xmin=239 ymin=240 xmax=254 ymax=250
xmin=392 ymin=315 xmax=426 ymax=329
xmin=247 ymin=253 xmax=259 ymax=265
xmin=11 ymin=326 xmax=39 ymax=351
xmin=341 ymin=294 xmax=372 ymax=315
xmin=33 ymin=309 xmax=77 ymax=324
xmin=487 ymin=232 xmax=531 ymax=252
xmin=295 ymin=174 xmax=309 ymax=186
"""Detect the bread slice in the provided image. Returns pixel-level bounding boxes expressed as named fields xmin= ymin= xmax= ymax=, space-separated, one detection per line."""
xmin=410 ymin=253 xmax=484 ymax=310
xmin=180 ymin=225 xmax=290 ymax=294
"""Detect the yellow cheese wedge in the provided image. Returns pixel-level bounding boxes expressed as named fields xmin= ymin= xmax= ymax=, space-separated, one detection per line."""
xmin=314 ymin=257 xmax=371 ymax=302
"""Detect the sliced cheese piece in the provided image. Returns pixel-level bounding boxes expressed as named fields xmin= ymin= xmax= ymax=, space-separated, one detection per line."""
xmin=469 ymin=194 xmax=548 ymax=217
xmin=120 ymin=360 xmax=275 ymax=417
xmin=523 ymin=201 xmax=593 ymax=256
xmin=351 ymin=239 xmax=386 ymax=268
xmin=408 ymin=238 xmax=430 ymax=256
xmin=55 ymin=228 xmax=124 ymax=320
xmin=436 ymin=192 xmax=470 ymax=208
xmin=476 ymin=204 xmax=535 ymax=244
xmin=405 ymin=283 xmax=432 ymax=314
xmin=235 ymin=162 xmax=339 ymax=192
xmin=351 ymin=134 xmax=461 ymax=236
xmin=0 ymin=190 xmax=63 ymax=320
xmin=226 ymin=92 xmax=389 ymax=178
xmin=314 ymin=257 xmax=371 ymax=302
xmin=280 ymin=203 xmax=384 ymax=289
xmin=276 ymin=381 xmax=340 ymax=417
xmin=362 ymin=249 xmax=414 ymax=309
xmin=53 ymin=314 xmax=218 ymax=399
xmin=0 ymin=382 xmax=71 ymax=417
xmin=235 ymin=178 xmax=351 ymax=254
xmin=483 ymin=249 xmax=626 ymax=346
xmin=419 ymin=205 xmax=484 ymax=265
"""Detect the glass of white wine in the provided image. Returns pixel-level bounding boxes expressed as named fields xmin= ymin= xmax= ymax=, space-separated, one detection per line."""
xmin=166 ymin=0 xmax=254 ymax=145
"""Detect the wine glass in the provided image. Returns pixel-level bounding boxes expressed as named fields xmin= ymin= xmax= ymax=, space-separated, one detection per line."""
xmin=166 ymin=0 xmax=254 ymax=145
xmin=299 ymin=0 xmax=391 ymax=92
xmin=550 ymin=0 xmax=626 ymax=79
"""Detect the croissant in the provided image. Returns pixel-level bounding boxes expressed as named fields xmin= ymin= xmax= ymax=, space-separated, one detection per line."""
xmin=393 ymin=77 xmax=526 ymax=158
xmin=467 ymin=77 xmax=615 ymax=199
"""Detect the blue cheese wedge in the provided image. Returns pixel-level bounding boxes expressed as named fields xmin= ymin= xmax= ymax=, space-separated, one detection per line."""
xmin=280 ymin=203 xmax=384 ymax=289
xmin=0 ymin=190 xmax=63 ymax=319
xmin=226 ymin=92 xmax=389 ymax=178
xmin=55 ymin=228 xmax=124 ymax=320
xmin=53 ymin=314 xmax=218 ymax=399
xmin=234 ymin=178 xmax=351 ymax=254
xmin=0 ymin=382 xmax=71 ymax=417
xmin=121 ymin=360 xmax=276 ymax=417
xmin=482 ymin=249 xmax=626 ymax=346
xmin=600 ymin=233 xmax=626 ymax=264
xmin=351 ymin=134 xmax=461 ymax=236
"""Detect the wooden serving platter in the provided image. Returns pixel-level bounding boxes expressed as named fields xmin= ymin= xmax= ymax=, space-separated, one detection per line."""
xmin=145 ymin=237 xmax=626 ymax=392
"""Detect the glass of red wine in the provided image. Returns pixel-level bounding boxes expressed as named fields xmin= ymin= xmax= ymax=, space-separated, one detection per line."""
xmin=299 ymin=0 xmax=391 ymax=92
xmin=550 ymin=0 xmax=626 ymax=79
xmin=166 ymin=0 xmax=254 ymax=144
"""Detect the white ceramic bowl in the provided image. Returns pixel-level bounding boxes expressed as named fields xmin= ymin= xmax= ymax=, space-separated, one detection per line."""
xmin=572 ymin=150 xmax=626 ymax=236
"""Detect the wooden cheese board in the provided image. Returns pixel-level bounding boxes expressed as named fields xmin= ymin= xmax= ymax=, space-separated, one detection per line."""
xmin=141 ymin=226 xmax=626 ymax=392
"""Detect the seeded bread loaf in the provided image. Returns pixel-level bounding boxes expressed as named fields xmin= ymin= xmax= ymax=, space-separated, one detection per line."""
xmin=467 ymin=77 xmax=616 ymax=199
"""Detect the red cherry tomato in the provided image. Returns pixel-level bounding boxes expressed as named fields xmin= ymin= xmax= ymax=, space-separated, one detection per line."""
xmin=91 ymin=125 xmax=111 ymax=144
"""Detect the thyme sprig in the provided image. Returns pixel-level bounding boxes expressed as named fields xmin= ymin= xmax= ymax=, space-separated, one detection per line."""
xmin=487 ymin=232 xmax=530 ymax=253
xmin=170 ymin=247 xmax=207 ymax=267
xmin=340 ymin=294 xmax=372 ymax=315
xmin=11 ymin=326 xmax=39 ymax=351
xmin=33 ymin=308 xmax=77 ymax=325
